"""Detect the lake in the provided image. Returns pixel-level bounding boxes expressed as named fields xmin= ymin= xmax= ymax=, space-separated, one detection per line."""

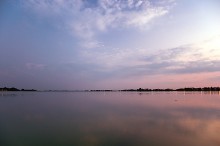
xmin=1 ymin=91 xmax=220 ymax=146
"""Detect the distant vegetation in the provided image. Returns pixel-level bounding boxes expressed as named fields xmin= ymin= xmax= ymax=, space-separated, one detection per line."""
xmin=1 ymin=86 xmax=220 ymax=92
xmin=91 ymin=87 xmax=220 ymax=92
xmin=0 ymin=87 xmax=37 ymax=91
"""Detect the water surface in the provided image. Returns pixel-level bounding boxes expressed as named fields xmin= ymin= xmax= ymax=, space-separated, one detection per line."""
xmin=1 ymin=91 xmax=220 ymax=146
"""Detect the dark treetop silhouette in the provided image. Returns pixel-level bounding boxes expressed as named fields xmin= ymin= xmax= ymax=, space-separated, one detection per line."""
xmin=0 ymin=87 xmax=37 ymax=91
xmin=1 ymin=86 xmax=220 ymax=92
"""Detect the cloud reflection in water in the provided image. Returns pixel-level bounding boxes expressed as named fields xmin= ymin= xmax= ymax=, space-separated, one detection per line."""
xmin=0 ymin=92 xmax=220 ymax=146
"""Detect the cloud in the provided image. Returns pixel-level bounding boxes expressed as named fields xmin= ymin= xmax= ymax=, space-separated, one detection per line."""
xmin=25 ymin=63 xmax=46 ymax=70
xmin=95 ymin=0 xmax=170 ymax=28
xmin=79 ymin=40 xmax=104 ymax=49
xmin=73 ymin=35 xmax=220 ymax=79
xmin=20 ymin=0 xmax=175 ymax=48
xmin=114 ymin=35 xmax=220 ymax=76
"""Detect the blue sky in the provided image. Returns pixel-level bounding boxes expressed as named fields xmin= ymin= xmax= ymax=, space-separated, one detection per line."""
xmin=1 ymin=0 xmax=220 ymax=90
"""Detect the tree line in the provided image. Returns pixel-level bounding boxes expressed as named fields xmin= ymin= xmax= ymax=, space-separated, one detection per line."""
xmin=91 ymin=87 xmax=220 ymax=92
xmin=0 ymin=87 xmax=37 ymax=91
xmin=122 ymin=87 xmax=220 ymax=92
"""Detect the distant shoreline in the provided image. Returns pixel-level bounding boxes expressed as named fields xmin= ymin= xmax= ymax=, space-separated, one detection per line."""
xmin=1 ymin=86 xmax=220 ymax=92
xmin=0 ymin=87 xmax=37 ymax=92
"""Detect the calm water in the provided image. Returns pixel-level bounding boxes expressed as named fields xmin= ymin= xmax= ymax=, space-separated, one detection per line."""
xmin=1 ymin=91 xmax=220 ymax=146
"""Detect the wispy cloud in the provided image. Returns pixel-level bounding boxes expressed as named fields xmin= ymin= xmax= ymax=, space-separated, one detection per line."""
xmin=25 ymin=63 xmax=46 ymax=70
xmin=144 ymin=37 xmax=220 ymax=75
xmin=20 ymin=0 xmax=175 ymax=48
xmin=70 ymin=35 xmax=220 ymax=79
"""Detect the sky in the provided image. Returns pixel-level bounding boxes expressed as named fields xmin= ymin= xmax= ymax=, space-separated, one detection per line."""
xmin=0 ymin=0 xmax=220 ymax=90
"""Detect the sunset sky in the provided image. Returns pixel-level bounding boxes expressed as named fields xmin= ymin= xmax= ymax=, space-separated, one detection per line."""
xmin=1 ymin=0 xmax=220 ymax=90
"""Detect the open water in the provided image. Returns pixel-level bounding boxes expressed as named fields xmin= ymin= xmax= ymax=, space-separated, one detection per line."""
xmin=1 ymin=91 xmax=220 ymax=146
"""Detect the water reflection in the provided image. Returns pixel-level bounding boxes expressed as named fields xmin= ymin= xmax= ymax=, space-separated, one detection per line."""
xmin=0 ymin=92 xmax=220 ymax=146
